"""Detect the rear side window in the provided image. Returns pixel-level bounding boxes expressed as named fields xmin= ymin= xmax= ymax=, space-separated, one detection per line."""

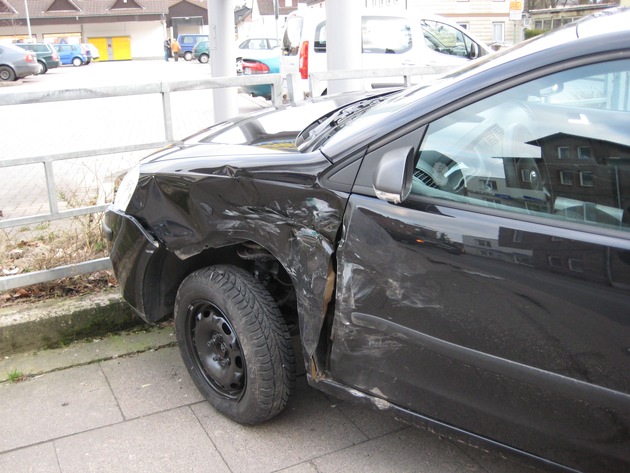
xmin=362 ymin=16 xmax=412 ymax=54
xmin=314 ymin=22 xmax=326 ymax=53
xmin=421 ymin=20 xmax=477 ymax=58
xmin=410 ymin=59 xmax=630 ymax=233
xmin=300 ymin=16 xmax=412 ymax=55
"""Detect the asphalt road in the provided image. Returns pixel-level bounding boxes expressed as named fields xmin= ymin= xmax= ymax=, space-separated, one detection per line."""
xmin=0 ymin=59 xmax=270 ymax=222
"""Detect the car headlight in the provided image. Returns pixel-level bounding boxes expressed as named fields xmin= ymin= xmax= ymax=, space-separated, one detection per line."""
xmin=113 ymin=165 xmax=140 ymax=212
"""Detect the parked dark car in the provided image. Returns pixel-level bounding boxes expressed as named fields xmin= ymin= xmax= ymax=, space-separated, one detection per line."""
xmin=53 ymin=43 xmax=89 ymax=66
xmin=104 ymin=8 xmax=630 ymax=473
xmin=177 ymin=34 xmax=208 ymax=61
xmin=0 ymin=43 xmax=39 ymax=81
xmin=192 ymin=40 xmax=209 ymax=64
xmin=14 ymin=43 xmax=61 ymax=74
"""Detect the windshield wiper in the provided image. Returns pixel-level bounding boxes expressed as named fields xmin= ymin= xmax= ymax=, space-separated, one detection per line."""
xmin=296 ymin=95 xmax=390 ymax=150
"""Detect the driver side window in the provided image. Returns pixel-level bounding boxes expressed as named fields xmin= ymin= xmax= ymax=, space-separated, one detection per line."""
xmin=410 ymin=59 xmax=630 ymax=232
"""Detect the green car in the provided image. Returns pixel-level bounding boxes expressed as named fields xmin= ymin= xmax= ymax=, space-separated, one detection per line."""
xmin=14 ymin=43 xmax=61 ymax=74
xmin=193 ymin=40 xmax=209 ymax=64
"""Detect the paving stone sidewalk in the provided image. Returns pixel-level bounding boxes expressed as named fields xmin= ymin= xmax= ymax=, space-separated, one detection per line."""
xmin=0 ymin=325 xmax=551 ymax=473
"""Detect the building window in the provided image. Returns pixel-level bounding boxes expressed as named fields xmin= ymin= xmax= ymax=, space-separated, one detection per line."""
xmin=514 ymin=254 xmax=534 ymax=266
xmin=568 ymin=259 xmax=584 ymax=272
xmin=577 ymin=146 xmax=592 ymax=160
xmin=557 ymin=146 xmax=570 ymax=159
xmin=549 ymin=256 xmax=563 ymax=268
xmin=579 ymin=171 xmax=594 ymax=187
xmin=492 ymin=22 xmax=505 ymax=43
xmin=483 ymin=180 xmax=498 ymax=190
xmin=513 ymin=230 xmax=524 ymax=243
xmin=560 ymin=170 xmax=573 ymax=185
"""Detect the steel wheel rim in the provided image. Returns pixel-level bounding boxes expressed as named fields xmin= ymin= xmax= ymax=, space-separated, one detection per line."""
xmin=187 ymin=300 xmax=245 ymax=400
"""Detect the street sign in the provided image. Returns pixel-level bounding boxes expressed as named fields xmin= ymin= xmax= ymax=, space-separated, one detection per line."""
xmin=509 ymin=0 xmax=523 ymax=21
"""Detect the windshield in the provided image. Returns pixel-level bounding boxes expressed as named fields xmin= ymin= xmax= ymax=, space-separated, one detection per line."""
xmin=295 ymin=92 xmax=398 ymax=151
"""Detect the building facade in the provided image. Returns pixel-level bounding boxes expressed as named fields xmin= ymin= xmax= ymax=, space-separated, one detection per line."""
xmin=365 ymin=0 xmax=518 ymax=46
xmin=0 ymin=0 xmax=301 ymax=60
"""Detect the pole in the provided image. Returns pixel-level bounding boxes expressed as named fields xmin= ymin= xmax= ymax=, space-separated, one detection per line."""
xmin=24 ymin=0 xmax=32 ymax=39
xmin=327 ymin=0 xmax=363 ymax=95
xmin=207 ymin=0 xmax=237 ymax=122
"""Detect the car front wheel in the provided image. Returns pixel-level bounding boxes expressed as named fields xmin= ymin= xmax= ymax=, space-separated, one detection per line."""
xmin=72 ymin=57 xmax=83 ymax=67
xmin=184 ymin=51 xmax=193 ymax=61
xmin=175 ymin=265 xmax=296 ymax=424
xmin=198 ymin=53 xmax=209 ymax=64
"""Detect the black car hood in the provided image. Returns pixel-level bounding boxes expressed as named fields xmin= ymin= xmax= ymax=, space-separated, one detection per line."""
xmin=155 ymin=89 xmax=397 ymax=156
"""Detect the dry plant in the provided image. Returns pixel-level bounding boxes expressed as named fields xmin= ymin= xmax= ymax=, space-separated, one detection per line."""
xmin=0 ymin=187 xmax=117 ymax=306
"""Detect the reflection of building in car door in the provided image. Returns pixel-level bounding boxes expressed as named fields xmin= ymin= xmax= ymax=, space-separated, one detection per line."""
xmin=413 ymin=59 xmax=630 ymax=231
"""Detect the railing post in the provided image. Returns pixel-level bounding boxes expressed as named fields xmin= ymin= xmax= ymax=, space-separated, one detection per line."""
xmin=286 ymin=73 xmax=297 ymax=106
xmin=44 ymin=160 xmax=59 ymax=214
xmin=161 ymin=83 xmax=174 ymax=142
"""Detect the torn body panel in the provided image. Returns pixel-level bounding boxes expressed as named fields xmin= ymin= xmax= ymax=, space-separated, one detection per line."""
xmin=111 ymin=144 xmax=349 ymax=359
xmin=332 ymin=194 xmax=630 ymax=471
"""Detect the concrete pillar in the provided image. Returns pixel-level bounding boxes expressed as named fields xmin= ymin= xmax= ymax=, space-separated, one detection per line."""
xmin=326 ymin=0 xmax=363 ymax=95
xmin=208 ymin=0 xmax=238 ymax=122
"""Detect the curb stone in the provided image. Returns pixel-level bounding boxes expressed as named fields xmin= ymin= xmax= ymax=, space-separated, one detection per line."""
xmin=0 ymin=323 xmax=176 ymax=382
xmin=0 ymin=289 xmax=144 ymax=357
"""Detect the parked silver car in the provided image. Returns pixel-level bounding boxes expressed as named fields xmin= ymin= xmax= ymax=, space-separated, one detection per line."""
xmin=0 ymin=43 xmax=39 ymax=81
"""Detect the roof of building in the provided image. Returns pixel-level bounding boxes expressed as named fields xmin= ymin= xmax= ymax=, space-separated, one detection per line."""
xmin=0 ymin=0 xmax=185 ymax=19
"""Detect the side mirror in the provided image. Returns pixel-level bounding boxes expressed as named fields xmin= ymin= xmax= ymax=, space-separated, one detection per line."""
xmin=373 ymin=147 xmax=416 ymax=204
xmin=469 ymin=43 xmax=479 ymax=60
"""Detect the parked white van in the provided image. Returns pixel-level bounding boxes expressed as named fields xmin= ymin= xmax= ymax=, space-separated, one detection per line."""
xmin=281 ymin=9 xmax=492 ymax=98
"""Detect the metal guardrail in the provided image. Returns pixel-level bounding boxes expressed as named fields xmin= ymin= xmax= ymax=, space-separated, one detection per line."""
xmin=0 ymin=65 xmax=447 ymax=292
xmin=0 ymin=73 xmax=283 ymax=292
xmin=304 ymin=65 xmax=454 ymax=104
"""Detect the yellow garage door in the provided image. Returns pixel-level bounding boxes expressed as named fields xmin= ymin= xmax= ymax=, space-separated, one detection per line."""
xmin=111 ymin=36 xmax=131 ymax=60
xmin=87 ymin=36 xmax=131 ymax=61
xmin=87 ymin=37 xmax=107 ymax=61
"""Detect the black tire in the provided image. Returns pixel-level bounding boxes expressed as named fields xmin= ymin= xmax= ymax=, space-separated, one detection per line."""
xmin=0 ymin=65 xmax=16 ymax=81
xmin=199 ymin=53 xmax=209 ymax=64
xmin=37 ymin=61 xmax=47 ymax=74
xmin=184 ymin=51 xmax=193 ymax=61
xmin=72 ymin=57 xmax=83 ymax=67
xmin=175 ymin=265 xmax=296 ymax=424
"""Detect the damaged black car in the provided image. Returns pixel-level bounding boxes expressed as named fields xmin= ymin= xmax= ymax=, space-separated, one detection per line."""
xmin=104 ymin=9 xmax=630 ymax=473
